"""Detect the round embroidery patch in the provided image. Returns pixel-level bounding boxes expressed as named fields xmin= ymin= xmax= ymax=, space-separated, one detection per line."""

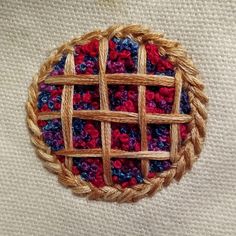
xmin=27 ymin=25 xmax=208 ymax=202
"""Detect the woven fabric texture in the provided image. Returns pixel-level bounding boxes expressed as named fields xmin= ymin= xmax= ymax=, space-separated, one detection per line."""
xmin=0 ymin=0 xmax=235 ymax=235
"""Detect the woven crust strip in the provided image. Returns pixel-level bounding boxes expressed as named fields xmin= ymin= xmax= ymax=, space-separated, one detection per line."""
xmin=26 ymin=25 xmax=208 ymax=202
xmin=98 ymin=38 xmax=112 ymax=185
xmin=61 ymin=53 xmax=74 ymax=170
xmin=38 ymin=112 xmax=191 ymax=125
xmin=138 ymin=44 xmax=149 ymax=177
xmin=45 ymin=74 xmax=175 ymax=86
xmin=170 ymin=69 xmax=182 ymax=163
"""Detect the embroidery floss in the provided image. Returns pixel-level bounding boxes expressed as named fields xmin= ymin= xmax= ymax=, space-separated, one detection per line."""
xmin=27 ymin=25 xmax=208 ymax=202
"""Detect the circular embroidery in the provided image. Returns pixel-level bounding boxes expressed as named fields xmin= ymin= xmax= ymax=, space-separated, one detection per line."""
xmin=27 ymin=25 xmax=208 ymax=202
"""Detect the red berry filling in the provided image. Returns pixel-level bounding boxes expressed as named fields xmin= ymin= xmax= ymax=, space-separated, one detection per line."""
xmin=74 ymin=40 xmax=99 ymax=75
xmin=111 ymin=158 xmax=143 ymax=187
xmin=72 ymin=119 xmax=101 ymax=149
xmin=73 ymin=85 xmax=100 ymax=110
xmin=38 ymin=119 xmax=64 ymax=151
xmin=180 ymin=124 xmax=188 ymax=143
xmin=111 ymin=123 xmax=141 ymax=151
xmin=37 ymin=82 xmax=63 ymax=112
xmin=146 ymin=86 xmax=175 ymax=113
xmin=108 ymin=85 xmax=138 ymax=112
xmin=147 ymin=124 xmax=170 ymax=151
xmin=72 ymin=158 xmax=105 ymax=188
xmin=50 ymin=56 xmax=66 ymax=76
xmin=146 ymin=43 xmax=175 ymax=76
xmin=106 ymin=37 xmax=138 ymax=73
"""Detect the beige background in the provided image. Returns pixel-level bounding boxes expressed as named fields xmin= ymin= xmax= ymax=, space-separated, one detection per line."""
xmin=0 ymin=0 xmax=236 ymax=235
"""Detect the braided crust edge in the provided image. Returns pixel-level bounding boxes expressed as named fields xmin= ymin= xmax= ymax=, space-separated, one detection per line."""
xmin=26 ymin=25 xmax=208 ymax=203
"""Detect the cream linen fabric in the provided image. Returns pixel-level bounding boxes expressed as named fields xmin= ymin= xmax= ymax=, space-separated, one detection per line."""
xmin=0 ymin=0 xmax=235 ymax=235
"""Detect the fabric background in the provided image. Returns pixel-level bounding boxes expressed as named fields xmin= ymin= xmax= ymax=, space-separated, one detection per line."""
xmin=0 ymin=0 xmax=235 ymax=235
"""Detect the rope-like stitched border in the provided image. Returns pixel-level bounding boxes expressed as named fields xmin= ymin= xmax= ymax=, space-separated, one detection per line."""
xmin=26 ymin=24 xmax=208 ymax=203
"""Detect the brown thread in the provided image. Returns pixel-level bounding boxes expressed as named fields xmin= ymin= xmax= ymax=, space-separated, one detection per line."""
xmin=38 ymin=111 xmax=192 ymax=124
xmin=138 ymin=44 xmax=149 ymax=177
xmin=98 ymin=37 xmax=112 ymax=185
xmin=170 ymin=68 xmax=183 ymax=163
xmin=54 ymin=149 xmax=170 ymax=159
xmin=26 ymin=24 xmax=208 ymax=202
xmin=61 ymin=53 xmax=75 ymax=170
xmin=45 ymin=74 xmax=175 ymax=86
